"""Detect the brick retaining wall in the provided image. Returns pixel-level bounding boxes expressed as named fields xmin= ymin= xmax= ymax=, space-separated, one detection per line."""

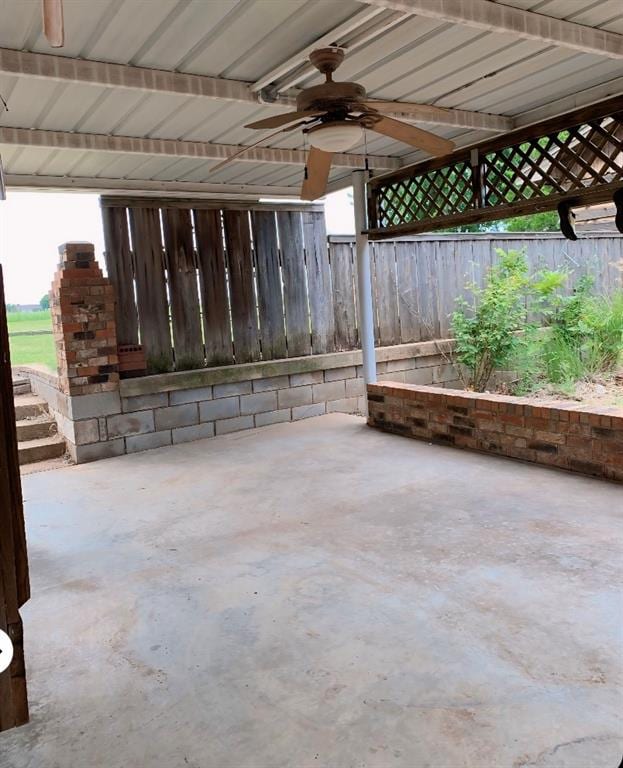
xmin=51 ymin=242 xmax=118 ymax=396
xmin=367 ymin=382 xmax=623 ymax=483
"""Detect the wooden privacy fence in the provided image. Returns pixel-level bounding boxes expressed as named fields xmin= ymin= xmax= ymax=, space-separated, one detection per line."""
xmin=101 ymin=198 xmax=623 ymax=374
xmin=102 ymin=199 xmax=338 ymax=372
xmin=358 ymin=232 xmax=623 ymax=346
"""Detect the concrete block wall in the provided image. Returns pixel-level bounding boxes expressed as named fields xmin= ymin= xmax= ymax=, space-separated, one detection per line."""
xmin=18 ymin=340 xmax=458 ymax=463
xmin=66 ymin=348 xmax=453 ymax=462
xmin=367 ymin=381 xmax=623 ymax=483
xmin=22 ymin=240 xmax=460 ymax=463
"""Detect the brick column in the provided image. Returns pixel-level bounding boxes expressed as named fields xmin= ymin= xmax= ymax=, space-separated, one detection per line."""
xmin=51 ymin=242 xmax=119 ymax=396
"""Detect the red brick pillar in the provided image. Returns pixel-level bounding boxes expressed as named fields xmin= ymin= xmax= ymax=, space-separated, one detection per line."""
xmin=51 ymin=242 xmax=119 ymax=396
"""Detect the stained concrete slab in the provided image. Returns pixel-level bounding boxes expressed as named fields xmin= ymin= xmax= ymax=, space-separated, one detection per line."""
xmin=1 ymin=414 xmax=621 ymax=768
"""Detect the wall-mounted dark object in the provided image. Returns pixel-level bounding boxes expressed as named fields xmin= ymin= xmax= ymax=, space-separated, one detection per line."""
xmin=613 ymin=188 xmax=623 ymax=234
xmin=557 ymin=201 xmax=578 ymax=241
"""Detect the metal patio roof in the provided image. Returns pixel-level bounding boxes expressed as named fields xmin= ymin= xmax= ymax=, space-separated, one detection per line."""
xmin=1 ymin=0 xmax=623 ymax=199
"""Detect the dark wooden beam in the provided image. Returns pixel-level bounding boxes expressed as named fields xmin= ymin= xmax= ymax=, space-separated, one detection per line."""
xmin=0 ymin=265 xmax=29 ymax=731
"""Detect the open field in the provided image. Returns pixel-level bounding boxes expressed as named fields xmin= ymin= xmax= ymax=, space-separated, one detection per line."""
xmin=8 ymin=310 xmax=56 ymax=371
xmin=7 ymin=310 xmax=52 ymax=332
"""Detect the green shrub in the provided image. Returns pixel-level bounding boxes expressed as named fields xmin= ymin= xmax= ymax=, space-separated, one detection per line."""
xmin=589 ymin=291 xmax=623 ymax=371
xmin=451 ymin=248 xmax=622 ymax=394
xmin=512 ymin=280 xmax=623 ymax=391
xmin=451 ymin=249 xmax=534 ymax=391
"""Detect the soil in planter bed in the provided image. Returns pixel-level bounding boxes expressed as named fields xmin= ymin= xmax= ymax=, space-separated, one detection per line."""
xmin=497 ymin=371 xmax=623 ymax=409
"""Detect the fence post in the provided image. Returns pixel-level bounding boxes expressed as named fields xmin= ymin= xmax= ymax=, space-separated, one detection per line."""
xmin=352 ymin=170 xmax=377 ymax=413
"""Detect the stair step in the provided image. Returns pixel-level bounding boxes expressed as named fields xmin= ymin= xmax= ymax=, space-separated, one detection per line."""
xmin=14 ymin=393 xmax=49 ymax=420
xmin=18 ymin=435 xmax=66 ymax=465
xmin=12 ymin=379 xmax=31 ymax=395
xmin=21 ymin=456 xmax=68 ymax=476
xmin=16 ymin=416 xmax=58 ymax=442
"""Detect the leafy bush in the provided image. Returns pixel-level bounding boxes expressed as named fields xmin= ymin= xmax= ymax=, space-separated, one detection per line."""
xmin=536 ymin=284 xmax=623 ymax=387
xmin=451 ymin=249 xmax=533 ymax=391
xmin=451 ymin=248 xmax=623 ymax=394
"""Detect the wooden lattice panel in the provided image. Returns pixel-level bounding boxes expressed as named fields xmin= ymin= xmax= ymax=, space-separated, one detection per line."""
xmin=377 ymin=162 xmax=474 ymax=228
xmin=368 ymin=97 xmax=623 ymax=238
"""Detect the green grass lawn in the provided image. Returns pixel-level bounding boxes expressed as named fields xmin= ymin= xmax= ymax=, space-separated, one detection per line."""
xmin=8 ymin=310 xmax=57 ymax=371
xmin=7 ymin=309 xmax=52 ymax=333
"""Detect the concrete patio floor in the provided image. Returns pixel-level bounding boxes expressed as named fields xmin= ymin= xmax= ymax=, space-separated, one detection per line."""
xmin=1 ymin=413 xmax=621 ymax=768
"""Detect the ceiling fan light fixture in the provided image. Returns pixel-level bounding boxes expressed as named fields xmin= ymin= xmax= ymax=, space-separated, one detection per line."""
xmin=307 ymin=121 xmax=363 ymax=153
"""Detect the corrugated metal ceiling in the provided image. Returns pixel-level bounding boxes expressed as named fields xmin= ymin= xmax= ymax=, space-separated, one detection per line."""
xmin=0 ymin=0 xmax=622 ymax=197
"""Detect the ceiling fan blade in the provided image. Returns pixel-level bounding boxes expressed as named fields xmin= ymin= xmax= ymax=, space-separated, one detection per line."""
xmin=245 ymin=110 xmax=324 ymax=131
xmin=42 ymin=0 xmax=64 ymax=47
xmin=209 ymin=121 xmax=308 ymax=174
xmin=301 ymin=146 xmax=333 ymax=201
xmin=370 ymin=116 xmax=454 ymax=156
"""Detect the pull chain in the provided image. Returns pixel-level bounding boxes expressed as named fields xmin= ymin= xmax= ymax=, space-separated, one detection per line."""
xmin=303 ymin=132 xmax=308 ymax=180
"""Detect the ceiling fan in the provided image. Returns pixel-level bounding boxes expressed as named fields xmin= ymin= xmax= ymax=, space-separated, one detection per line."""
xmin=212 ymin=47 xmax=456 ymax=200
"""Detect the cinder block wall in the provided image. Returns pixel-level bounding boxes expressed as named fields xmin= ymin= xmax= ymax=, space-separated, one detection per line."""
xmin=367 ymin=382 xmax=623 ymax=483
xmin=19 ymin=341 xmax=459 ymax=463
xmin=28 ymin=241 xmax=464 ymax=463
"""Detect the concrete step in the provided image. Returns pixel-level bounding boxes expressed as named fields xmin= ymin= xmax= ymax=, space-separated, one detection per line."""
xmin=18 ymin=435 xmax=66 ymax=466
xmin=21 ymin=456 xmax=68 ymax=476
xmin=14 ymin=393 xmax=49 ymax=420
xmin=16 ymin=415 xmax=58 ymax=442
xmin=12 ymin=378 xmax=31 ymax=395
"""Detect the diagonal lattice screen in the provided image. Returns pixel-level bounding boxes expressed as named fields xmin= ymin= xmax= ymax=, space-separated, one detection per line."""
xmin=369 ymin=100 xmax=623 ymax=236
xmin=378 ymin=162 xmax=474 ymax=225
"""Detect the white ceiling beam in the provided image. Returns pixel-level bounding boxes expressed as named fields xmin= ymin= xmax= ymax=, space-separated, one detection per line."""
xmin=0 ymin=47 xmax=511 ymax=133
xmin=252 ymin=8 xmax=408 ymax=94
xmin=0 ymin=126 xmax=400 ymax=170
xmin=514 ymin=79 xmax=623 ymax=129
xmin=251 ymin=6 xmax=388 ymax=92
xmin=364 ymin=102 xmax=512 ymax=131
xmin=4 ymin=174 xmax=302 ymax=199
xmin=0 ymin=47 xmax=266 ymax=105
xmin=363 ymin=0 xmax=623 ymax=59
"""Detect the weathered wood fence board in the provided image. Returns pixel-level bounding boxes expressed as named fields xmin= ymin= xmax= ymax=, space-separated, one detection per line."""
xmin=194 ymin=209 xmax=233 ymax=366
xmin=223 ymin=210 xmax=261 ymax=364
xmin=101 ymin=196 xmax=623 ymax=374
xmin=395 ymin=241 xmax=421 ymax=343
xmin=416 ymin=241 xmax=439 ymax=340
xmin=102 ymin=206 xmax=138 ymax=346
xmin=278 ymin=211 xmax=310 ymax=357
xmin=251 ymin=210 xmax=287 ymax=361
xmin=129 ymin=207 xmax=173 ymax=372
xmin=162 ymin=208 xmax=204 ymax=369
xmin=330 ymin=241 xmax=358 ymax=351
xmin=372 ymin=242 xmax=400 ymax=347
xmin=303 ymin=211 xmax=335 ymax=354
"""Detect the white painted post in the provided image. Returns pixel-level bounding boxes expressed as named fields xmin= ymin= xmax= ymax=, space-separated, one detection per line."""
xmin=352 ymin=170 xmax=376 ymax=414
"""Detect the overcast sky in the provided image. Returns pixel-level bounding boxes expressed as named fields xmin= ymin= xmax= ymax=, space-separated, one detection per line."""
xmin=0 ymin=188 xmax=355 ymax=304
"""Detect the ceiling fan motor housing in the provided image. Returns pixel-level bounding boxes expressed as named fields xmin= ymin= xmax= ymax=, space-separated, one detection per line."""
xmin=309 ymin=47 xmax=345 ymax=77
xmin=296 ymin=81 xmax=367 ymax=114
